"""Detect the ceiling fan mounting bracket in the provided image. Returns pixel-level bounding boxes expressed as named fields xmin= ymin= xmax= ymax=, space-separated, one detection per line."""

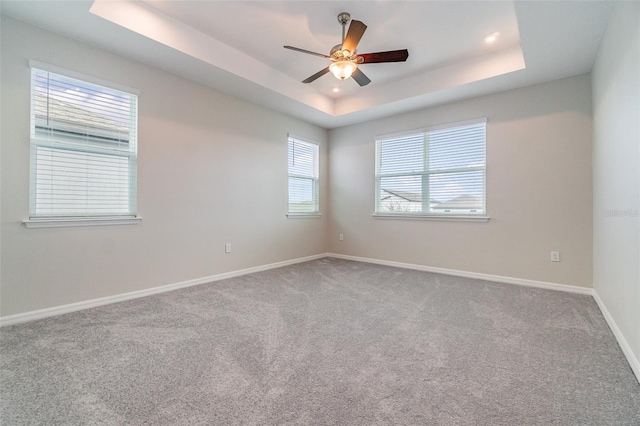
xmin=337 ymin=12 xmax=351 ymax=26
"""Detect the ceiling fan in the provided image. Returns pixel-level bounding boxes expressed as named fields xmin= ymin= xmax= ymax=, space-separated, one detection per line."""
xmin=284 ymin=12 xmax=409 ymax=87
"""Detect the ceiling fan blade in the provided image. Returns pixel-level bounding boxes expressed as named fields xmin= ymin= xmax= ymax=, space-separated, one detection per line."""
xmin=342 ymin=20 xmax=367 ymax=54
xmin=302 ymin=67 xmax=330 ymax=83
xmin=284 ymin=45 xmax=330 ymax=59
xmin=356 ymin=49 xmax=409 ymax=64
xmin=352 ymin=68 xmax=371 ymax=87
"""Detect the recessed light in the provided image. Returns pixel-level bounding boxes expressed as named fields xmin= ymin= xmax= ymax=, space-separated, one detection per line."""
xmin=332 ymin=87 xmax=340 ymax=93
xmin=484 ymin=32 xmax=500 ymax=43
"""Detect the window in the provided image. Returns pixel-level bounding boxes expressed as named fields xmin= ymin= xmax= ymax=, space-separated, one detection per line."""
xmin=29 ymin=64 xmax=138 ymax=221
xmin=375 ymin=119 xmax=486 ymax=217
xmin=288 ymin=135 xmax=319 ymax=215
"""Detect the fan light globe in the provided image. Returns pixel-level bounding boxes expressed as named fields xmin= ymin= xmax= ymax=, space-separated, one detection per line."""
xmin=330 ymin=60 xmax=357 ymax=80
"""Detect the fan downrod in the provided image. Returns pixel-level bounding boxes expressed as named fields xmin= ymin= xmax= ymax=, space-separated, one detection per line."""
xmin=337 ymin=12 xmax=351 ymax=45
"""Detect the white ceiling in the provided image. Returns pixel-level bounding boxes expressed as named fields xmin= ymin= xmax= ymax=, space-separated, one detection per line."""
xmin=1 ymin=1 xmax=614 ymax=129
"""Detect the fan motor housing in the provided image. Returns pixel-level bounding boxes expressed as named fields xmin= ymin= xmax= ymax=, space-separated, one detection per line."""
xmin=330 ymin=44 xmax=343 ymax=58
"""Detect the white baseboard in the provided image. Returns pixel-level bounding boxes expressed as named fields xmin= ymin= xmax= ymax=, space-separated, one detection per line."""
xmin=0 ymin=252 xmax=590 ymax=327
xmin=327 ymin=253 xmax=594 ymax=295
xmin=592 ymin=290 xmax=640 ymax=383
xmin=0 ymin=253 xmax=328 ymax=327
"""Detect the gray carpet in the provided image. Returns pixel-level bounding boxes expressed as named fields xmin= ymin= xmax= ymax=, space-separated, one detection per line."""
xmin=1 ymin=258 xmax=639 ymax=425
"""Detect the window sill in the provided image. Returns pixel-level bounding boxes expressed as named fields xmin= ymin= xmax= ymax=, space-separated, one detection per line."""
xmin=372 ymin=213 xmax=489 ymax=223
xmin=23 ymin=216 xmax=143 ymax=229
xmin=287 ymin=213 xmax=322 ymax=219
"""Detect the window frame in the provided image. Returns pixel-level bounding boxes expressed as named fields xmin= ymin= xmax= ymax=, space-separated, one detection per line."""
xmin=287 ymin=134 xmax=320 ymax=218
xmin=24 ymin=61 xmax=141 ymax=228
xmin=373 ymin=118 xmax=489 ymax=222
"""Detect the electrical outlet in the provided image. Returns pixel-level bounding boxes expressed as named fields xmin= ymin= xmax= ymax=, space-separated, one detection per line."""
xmin=550 ymin=251 xmax=560 ymax=262
xmin=339 ymin=233 xmax=344 ymax=241
xmin=225 ymin=243 xmax=231 ymax=254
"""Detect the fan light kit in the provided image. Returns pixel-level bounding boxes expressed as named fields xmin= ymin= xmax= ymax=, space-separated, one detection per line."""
xmin=330 ymin=60 xmax=357 ymax=80
xmin=284 ymin=12 xmax=409 ymax=86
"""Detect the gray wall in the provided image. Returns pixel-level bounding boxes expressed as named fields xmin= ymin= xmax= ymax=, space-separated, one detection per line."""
xmin=1 ymin=14 xmax=602 ymax=319
xmin=0 ymin=17 xmax=328 ymax=316
xmin=328 ymin=75 xmax=593 ymax=288
xmin=592 ymin=1 xmax=640 ymax=375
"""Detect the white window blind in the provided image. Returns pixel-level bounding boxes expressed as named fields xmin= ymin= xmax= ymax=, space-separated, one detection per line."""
xmin=375 ymin=119 xmax=486 ymax=215
xmin=288 ymin=136 xmax=319 ymax=214
xmin=30 ymin=66 xmax=138 ymax=218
